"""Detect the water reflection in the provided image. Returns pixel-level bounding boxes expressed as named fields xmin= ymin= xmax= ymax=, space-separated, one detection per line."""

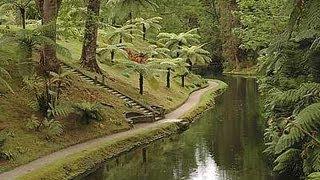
xmin=84 ymin=76 xmax=296 ymax=180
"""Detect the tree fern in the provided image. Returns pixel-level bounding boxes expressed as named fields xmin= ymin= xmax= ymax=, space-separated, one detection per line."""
xmin=275 ymin=103 xmax=320 ymax=154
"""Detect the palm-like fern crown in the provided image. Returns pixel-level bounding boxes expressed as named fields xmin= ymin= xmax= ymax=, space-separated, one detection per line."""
xmin=180 ymin=45 xmax=211 ymax=66
xmin=148 ymin=57 xmax=189 ymax=75
xmin=97 ymin=42 xmax=131 ymax=62
xmin=131 ymin=17 xmax=162 ymax=30
xmin=101 ymin=24 xmax=142 ymax=43
xmin=157 ymin=28 xmax=201 ymax=49
xmin=145 ymin=44 xmax=170 ymax=58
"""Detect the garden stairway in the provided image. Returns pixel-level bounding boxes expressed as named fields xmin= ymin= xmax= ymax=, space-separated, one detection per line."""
xmin=60 ymin=63 xmax=165 ymax=123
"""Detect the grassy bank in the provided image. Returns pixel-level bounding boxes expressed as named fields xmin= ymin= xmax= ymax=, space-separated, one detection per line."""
xmin=15 ymin=80 xmax=227 ymax=180
xmin=18 ymin=123 xmax=181 ymax=180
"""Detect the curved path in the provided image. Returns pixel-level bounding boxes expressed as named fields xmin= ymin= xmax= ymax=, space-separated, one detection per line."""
xmin=0 ymin=81 xmax=218 ymax=179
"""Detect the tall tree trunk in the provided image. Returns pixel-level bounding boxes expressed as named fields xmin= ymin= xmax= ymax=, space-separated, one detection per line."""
xmin=80 ymin=0 xmax=102 ymax=73
xmin=38 ymin=0 xmax=61 ymax=75
xmin=217 ymin=0 xmax=241 ymax=70
xmin=139 ymin=73 xmax=144 ymax=95
xmin=166 ymin=68 xmax=171 ymax=88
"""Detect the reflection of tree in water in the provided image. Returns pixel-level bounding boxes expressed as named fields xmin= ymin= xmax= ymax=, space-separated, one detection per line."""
xmin=85 ymin=76 xmax=280 ymax=180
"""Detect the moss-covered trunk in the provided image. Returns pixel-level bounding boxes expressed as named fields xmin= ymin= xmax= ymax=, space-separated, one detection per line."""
xmin=80 ymin=0 xmax=102 ymax=73
xmin=38 ymin=0 xmax=61 ymax=75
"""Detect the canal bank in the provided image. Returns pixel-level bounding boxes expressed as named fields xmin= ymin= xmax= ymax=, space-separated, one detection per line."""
xmin=0 ymin=80 xmax=227 ymax=180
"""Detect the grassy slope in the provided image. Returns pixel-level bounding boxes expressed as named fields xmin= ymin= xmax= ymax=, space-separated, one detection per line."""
xmin=0 ymin=74 xmax=132 ymax=172
xmin=0 ymin=37 xmax=206 ymax=173
xmin=59 ymin=39 xmax=207 ymax=112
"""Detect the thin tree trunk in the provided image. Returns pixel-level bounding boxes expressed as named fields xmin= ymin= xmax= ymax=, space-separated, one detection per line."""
xmin=119 ymin=35 xmax=123 ymax=43
xmin=181 ymin=75 xmax=185 ymax=87
xmin=187 ymin=59 xmax=192 ymax=70
xmin=38 ymin=0 xmax=61 ymax=75
xmin=111 ymin=50 xmax=115 ymax=62
xmin=19 ymin=7 xmax=26 ymax=29
xmin=166 ymin=68 xmax=171 ymax=88
xmin=139 ymin=73 xmax=144 ymax=95
xmin=80 ymin=0 xmax=102 ymax=73
xmin=143 ymin=24 xmax=146 ymax=41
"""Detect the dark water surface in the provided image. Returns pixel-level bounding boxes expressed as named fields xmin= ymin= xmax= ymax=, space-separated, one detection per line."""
xmin=84 ymin=76 xmax=296 ymax=180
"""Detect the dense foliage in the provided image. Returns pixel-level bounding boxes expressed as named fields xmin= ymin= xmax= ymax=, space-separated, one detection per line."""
xmin=252 ymin=0 xmax=320 ymax=178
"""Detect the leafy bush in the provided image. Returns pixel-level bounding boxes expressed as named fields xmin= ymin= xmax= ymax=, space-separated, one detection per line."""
xmin=42 ymin=119 xmax=63 ymax=138
xmin=73 ymin=102 xmax=103 ymax=124
xmin=25 ymin=115 xmax=63 ymax=139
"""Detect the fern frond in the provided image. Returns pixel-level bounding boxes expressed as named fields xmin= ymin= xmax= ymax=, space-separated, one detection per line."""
xmin=274 ymin=148 xmax=302 ymax=173
xmin=275 ymin=103 xmax=320 ymax=153
xmin=308 ymin=172 xmax=320 ymax=180
xmin=312 ymin=148 xmax=320 ymax=171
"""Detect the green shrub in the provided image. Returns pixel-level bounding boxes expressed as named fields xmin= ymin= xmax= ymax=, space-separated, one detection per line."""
xmin=73 ymin=102 xmax=103 ymax=124
xmin=25 ymin=115 xmax=63 ymax=139
xmin=42 ymin=119 xmax=63 ymax=139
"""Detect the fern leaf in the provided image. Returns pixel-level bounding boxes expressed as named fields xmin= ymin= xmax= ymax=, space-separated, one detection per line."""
xmin=275 ymin=127 xmax=304 ymax=154
xmin=312 ymin=149 xmax=320 ymax=171
xmin=308 ymin=172 xmax=320 ymax=180
xmin=275 ymin=103 xmax=320 ymax=153
xmin=274 ymin=148 xmax=301 ymax=173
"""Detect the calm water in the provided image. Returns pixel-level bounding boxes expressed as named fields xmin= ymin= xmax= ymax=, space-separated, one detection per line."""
xmin=84 ymin=76 xmax=296 ymax=180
